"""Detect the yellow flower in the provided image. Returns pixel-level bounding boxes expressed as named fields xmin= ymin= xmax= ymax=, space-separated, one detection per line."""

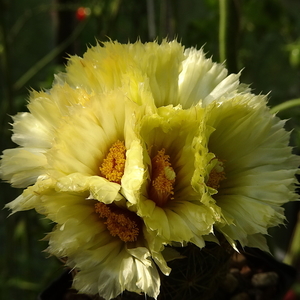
xmin=123 ymin=105 xmax=221 ymax=248
xmin=202 ymin=94 xmax=300 ymax=250
xmin=3 ymin=86 xmax=168 ymax=299
xmin=63 ymin=39 xmax=244 ymax=109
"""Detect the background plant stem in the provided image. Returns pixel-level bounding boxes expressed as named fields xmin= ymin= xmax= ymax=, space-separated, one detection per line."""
xmin=13 ymin=19 xmax=87 ymax=92
xmin=219 ymin=0 xmax=240 ymax=74
xmin=270 ymin=98 xmax=300 ymax=114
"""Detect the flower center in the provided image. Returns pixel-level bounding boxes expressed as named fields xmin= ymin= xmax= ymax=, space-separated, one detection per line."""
xmin=99 ymin=140 xmax=126 ymax=184
xmin=207 ymin=158 xmax=226 ymax=190
xmin=149 ymin=149 xmax=176 ymax=207
xmin=95 ymin=202 xmax=140 ymax=242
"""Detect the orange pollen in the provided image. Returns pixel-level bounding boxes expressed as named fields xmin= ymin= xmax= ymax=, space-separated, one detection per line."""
xmin=95 ymin=202 xmax=140 ymax=242
xmin=99 ymin=140 xmax=126 ymax=184
xmin=207 ymin=158 xmax=226 ymax=190
xmin=149 ymin=149 xmax=176 ymax=207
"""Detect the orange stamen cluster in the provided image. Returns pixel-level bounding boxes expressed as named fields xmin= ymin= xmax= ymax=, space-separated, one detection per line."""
xmin=207 ymin=158 xmax=226 ymax=190
xmin=99 ymin=140 xmax=126 ymax=184
xmin=95 ymin=202 xmax=140 ymax=242
xmin=149 ymin=149 xmax=176 ymax=207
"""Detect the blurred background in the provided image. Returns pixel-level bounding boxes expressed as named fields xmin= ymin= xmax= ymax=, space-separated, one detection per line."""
xmin=0 ymin=0 xmax=300 ymax=299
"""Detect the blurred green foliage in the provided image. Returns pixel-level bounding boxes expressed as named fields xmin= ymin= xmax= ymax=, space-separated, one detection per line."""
xmin=1 ymin=0 xmax=300 ymax=299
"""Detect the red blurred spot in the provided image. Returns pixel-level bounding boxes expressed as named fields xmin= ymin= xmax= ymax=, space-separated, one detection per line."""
xmin=283 ymin=289 xmax=297 ymax=300
xmin=76 ymin=7 xmax=89 ymax=21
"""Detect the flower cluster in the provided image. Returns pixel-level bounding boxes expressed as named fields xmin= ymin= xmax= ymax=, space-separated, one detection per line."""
xmin=1 ymin=40 xmax=299 ymax=300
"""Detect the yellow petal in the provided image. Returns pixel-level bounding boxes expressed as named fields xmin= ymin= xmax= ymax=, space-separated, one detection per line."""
xmin=203 ymin=94 xmax=300 ymax=248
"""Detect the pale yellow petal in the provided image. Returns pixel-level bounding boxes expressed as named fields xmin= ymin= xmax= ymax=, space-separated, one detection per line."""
xmin=11 ymin=112 xmax=52 ymax=148
xmin=178 ymin=47 xmax=242 ymax=108
xmin=56 ymin=173 xmax=122 ymax=204
xmin=0 ymin=148 xmax=47 ymax=187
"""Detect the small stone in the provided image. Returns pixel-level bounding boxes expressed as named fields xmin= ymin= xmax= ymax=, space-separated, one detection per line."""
xmin=230 ymin=292 xmax=251 ymax=300
xmin=230 ymin=268 xmax=240 ymax=276
xmin=240 ymin=265 xmax=252 ymax=277
xmin=251 ymin=271 xmax=278 ymax=287
xmin=221 ymin=273 xmax=239 ymax=293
